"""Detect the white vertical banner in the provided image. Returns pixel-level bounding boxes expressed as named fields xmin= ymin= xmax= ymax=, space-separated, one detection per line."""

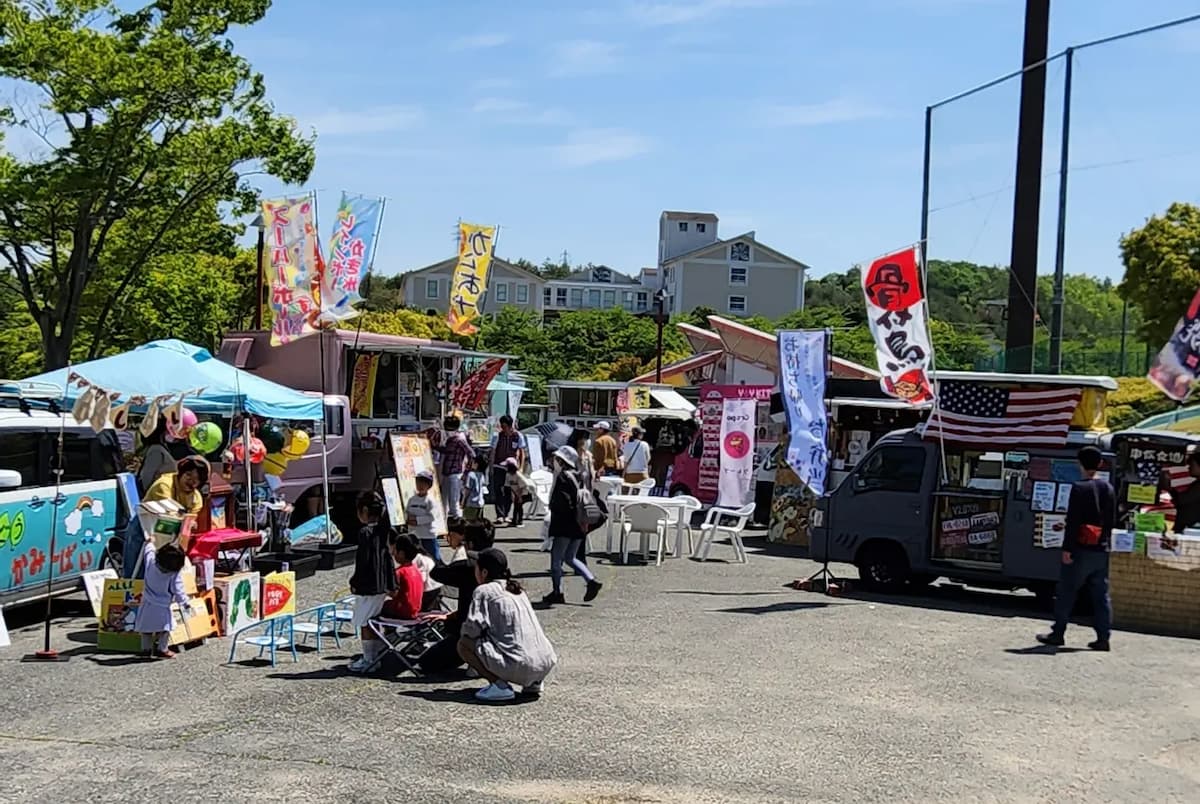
xmin=717 ymin=398 xmax=756 ymax=508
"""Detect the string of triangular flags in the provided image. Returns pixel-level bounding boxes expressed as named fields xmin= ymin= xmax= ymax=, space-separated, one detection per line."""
xmin=66 ymin=371 xmax=203 ymax=435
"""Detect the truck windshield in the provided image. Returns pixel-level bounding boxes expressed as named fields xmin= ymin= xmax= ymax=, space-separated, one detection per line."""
xmin=857 ymin=446 xmax=926 ymax=493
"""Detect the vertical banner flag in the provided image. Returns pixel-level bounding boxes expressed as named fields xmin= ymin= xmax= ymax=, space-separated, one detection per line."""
xmin=447 ymin=222 xmax=496 ymax=336
xmin=862 ymin=246 xmax=934 ymax=403
xmin=778 ymin=330 xmax=829 ymax=496
xmin=451 ymin=357 xmax=507 ymax=411
xmin=1148 ymin=286 xmax=1200 ymax=402
xmin=699 ymin=384 xmax=774 ymax=504
xmin=321 ymin=193 xmax=382 ymax=323
xmin=717 ymin=398 xmax=756 ymax=508
xmin=262 ymin=196 xmax=321 ymax=346
xmin=349 ymin=353 xmax=379 ymax=417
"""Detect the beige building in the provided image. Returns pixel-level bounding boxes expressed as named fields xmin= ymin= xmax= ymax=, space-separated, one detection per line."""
xmin=401 ymin=256 xmax=546 ymax=317
xmin=658 ymin=211 xmax=809 ymax=320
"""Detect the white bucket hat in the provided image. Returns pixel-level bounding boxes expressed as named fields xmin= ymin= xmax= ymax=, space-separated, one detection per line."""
xmin=553 ymin=445 xmax=579 ymax=469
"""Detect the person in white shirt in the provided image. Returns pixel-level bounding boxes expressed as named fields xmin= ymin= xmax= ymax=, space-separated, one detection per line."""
xmin=405 ymin=470 xmax=444 ymax=563
xmin=621 ymin=426 xmax=652 ymax=485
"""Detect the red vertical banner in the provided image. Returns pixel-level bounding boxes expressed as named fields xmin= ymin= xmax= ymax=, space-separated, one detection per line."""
xmin=861 ymin=246 xmax=934 ymax=403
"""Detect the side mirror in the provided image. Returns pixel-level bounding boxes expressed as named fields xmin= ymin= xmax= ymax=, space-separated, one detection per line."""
xmin=0 ymin=469 xmax=23 ymax=490
xmin=853 ymin=476 xmax=867 ymax=492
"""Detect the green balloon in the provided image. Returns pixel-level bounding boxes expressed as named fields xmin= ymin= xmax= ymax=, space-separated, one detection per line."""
xmin=189 ymin=421 xmax=223 ymax=454
xmin=259 ymin=422 xmax=287 ymax=454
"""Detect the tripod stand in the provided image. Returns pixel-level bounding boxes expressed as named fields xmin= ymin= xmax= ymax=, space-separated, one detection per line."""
xmin=796 ymin=503 xmax=845 ymax=595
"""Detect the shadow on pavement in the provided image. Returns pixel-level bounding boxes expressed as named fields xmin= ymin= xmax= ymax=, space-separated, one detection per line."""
xmin=267 ymin=667 xmax=355 ymax=681
xmin=86 ymin=654 xmax=155 ymax=667
xmin=716 ymin=601 xmax=832 ymax=615
xmin=398 ymin=688 xmax=541 ymax=706
xmin=663 ymin=590 xmax=787 ymax=597
xmin=1004 ymin=645 xmax=1087 ymax=656
xmin=66 ymin=629 xmax=98 ymax=645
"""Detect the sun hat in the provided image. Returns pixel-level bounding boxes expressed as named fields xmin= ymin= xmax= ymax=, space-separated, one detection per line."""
xmin=553 ymin=445 xmax=579 ymax=468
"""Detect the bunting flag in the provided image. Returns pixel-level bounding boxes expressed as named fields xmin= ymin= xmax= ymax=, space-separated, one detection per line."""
xmin=451 ymin=357 xmax=506 ymax=411
xmin=861 ymin=246 xmax=935 ymax=404
xmin=777 ymin=330 xmax=829 ymax=496
xmin=1147 ymin=285 xmax=1200 ymax=402
xmin=447 ymin=222 xmax=496 ymax=336
xmin=263 ymin=195 xmax=322 ymax=346
xmin=320 ymin=193 xmax=382 ymax=324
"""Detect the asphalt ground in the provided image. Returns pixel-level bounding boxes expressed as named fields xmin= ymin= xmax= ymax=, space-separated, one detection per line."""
xmin=1 ymin=521 xmax=1198 ymax=803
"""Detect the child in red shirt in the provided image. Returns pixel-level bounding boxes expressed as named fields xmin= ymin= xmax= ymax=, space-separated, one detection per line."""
xmin=383 ymin=534 xmax=424 ymax=620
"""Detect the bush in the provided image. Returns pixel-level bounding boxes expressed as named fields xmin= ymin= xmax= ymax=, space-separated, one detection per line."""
xmin=1107 ymin=377 xmax=1179 ymax=430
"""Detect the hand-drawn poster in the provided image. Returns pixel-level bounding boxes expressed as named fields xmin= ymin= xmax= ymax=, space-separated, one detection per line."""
xmin=389 ymin=433 xmax=447 ymax=535
xmin=861 ymin=246 xmax=935 ymax=404
xmin=1031 ymin=481 xmax=1056 ymax=512
xmin=777 ymin=330 xmax=829 ymax=496
xmin=1148 ymin=285 xmax=1200 ymax=401
xmin=1055 ymin=483 xmax=1072 ymax=513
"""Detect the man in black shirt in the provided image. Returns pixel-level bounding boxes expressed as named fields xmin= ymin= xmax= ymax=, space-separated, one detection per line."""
xmin=1037 ymin=446 xmax=1116 ymax=651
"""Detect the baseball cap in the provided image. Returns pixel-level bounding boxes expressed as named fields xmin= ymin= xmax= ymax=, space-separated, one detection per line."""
xmin=594 ymin=420 xmax=611 ymax=431
xmin=415 ymin=469 xmax=434 ymax=482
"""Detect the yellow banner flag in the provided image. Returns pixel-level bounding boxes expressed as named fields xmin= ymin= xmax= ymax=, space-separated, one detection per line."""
xmin=447 ymin=222 xmax=496 ymax=336
xmin=349 ymin=353 xmax=379 ymax=417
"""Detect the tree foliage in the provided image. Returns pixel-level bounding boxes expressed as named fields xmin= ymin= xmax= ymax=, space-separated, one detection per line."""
xmin=0 ymin=0 xmax=314 ymax=369
xmin=1118 ymin=202 xmax=1200 ymax=345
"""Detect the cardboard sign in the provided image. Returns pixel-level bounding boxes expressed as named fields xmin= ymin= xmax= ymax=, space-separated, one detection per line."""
xmin=82 ymin=568 xmax=119 ymax=618
xmin=1127 ymin=484 xmax=1158 ymax=505
xmin=97 ymin=577 xmax=217 ymax=652
xmin=389 ymin=433 xmax=447 ymax=535
xmin=214 ymin=571 xmax=261 ymax=635
xmin=261 ymin=571 xmax=296 ymax=619
xmin=1133 ymin=512 xmax=1167 ymax=533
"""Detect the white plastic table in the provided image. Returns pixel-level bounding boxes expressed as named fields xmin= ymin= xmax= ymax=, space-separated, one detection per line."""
xmin=605 ymin=494 xmax=695 ymax=561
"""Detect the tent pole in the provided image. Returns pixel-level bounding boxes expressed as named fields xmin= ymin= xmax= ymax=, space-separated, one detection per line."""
xmin=318 ymin=331 xmax=333 ymax=542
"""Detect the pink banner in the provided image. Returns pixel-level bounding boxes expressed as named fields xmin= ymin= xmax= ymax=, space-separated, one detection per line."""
xmin=717 ymin=398 xmax=756 ymax=508
xmin=698 ymin=384 xmax=773 ymax=504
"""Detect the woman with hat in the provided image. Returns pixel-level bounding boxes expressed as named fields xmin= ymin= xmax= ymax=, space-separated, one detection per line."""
xmin=459 ymin=547 xmax=557 ymax=702
xmin=542 ymin=446 xmax=602 ymax=607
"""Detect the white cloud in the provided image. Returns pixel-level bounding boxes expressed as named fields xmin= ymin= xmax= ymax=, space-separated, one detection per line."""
xmin=628 ymin=0 xmax=784 ymax=26
xmin=451 ymin=33 xmax=510 ymax=50
xmin=306 ymin=105 xmax=425 ymax=136
xmin=552 ymin=128 xmax=653 ymax=167
xmin=65 ymin=509 xmax=83 ymax=536
xmin=763 ymin=97 xmax=888 ymax=127
xmin=471 ymin=98 xmax=571 ymax=126
xmin=551 ymin=40 xmax=621 ymax=77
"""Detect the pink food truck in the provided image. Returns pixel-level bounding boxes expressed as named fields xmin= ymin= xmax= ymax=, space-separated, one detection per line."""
xmin=218 ymin=329 xmax=508 ymax=537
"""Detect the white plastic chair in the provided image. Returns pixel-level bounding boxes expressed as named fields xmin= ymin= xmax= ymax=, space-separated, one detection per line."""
xmin=620 ymin=502 xmax=672 ymax=566
xmin=621 ymin=477 xmax=656 ymax=496
xmin=693 ymin=502 xmax=756 ymax=563
xmin=670 ymin=495 xmax=704 ymax=558
xmin=526 ymin=469 xmax=554 ymax=519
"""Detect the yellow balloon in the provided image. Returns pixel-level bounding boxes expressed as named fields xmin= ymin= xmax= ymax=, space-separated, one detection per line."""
xmin=263 ymin=452 xmax=290 ymax=476
xmin=283 ymin=429 xmax=311 ymax=458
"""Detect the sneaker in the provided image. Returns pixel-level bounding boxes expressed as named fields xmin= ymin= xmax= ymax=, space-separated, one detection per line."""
xmin=475 ymin=682 xmax=516 ymax=703
xmin=584 ymin=580 xmax=603 ymax=602
xmin=541 ymin=591 xmax=566 ymax=606
xmin=1087 ymin=639 xmax=1111 ymax=652
xmin=347 ymin=656 xmax=371 ymax=673
xmin=520 ymin=681 xmax=544 ymax=699
xmin=465 ymin=666 xmax=480 ymax=679
xmin=1035 ymin=633 xmax=1065 ymax=647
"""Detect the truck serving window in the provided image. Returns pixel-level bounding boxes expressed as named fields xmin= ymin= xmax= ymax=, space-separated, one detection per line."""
xmin=857 ymin=446 xmax=925 ymax=493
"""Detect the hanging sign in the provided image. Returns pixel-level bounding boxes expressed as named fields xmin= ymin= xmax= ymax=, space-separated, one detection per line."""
xmin=262 ymin=195 xmax=322 ymax=346
xmin=777 ymin=330 xmax=829 ymax=496
xmin=1148 ymin=285 xmax=1200 ymax=401
xmin=861 ymin=246 xmax=934 ymax=404
xmin=320 ymin=193 xmax=383 ymax=323
xmin=447 ymin=222 xmax=497 ymax=336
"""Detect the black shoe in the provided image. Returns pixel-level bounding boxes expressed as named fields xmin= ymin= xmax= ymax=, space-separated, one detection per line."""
xmin=1036 ymin=632 xmax=1065 ymax=647
xmin=541 ymin=591 xmax=565 ymax=606
xmin=584 ymin=580 xmax=603 ymax=602
xmin=1087 ymin=639 xmax=1110 ymax=652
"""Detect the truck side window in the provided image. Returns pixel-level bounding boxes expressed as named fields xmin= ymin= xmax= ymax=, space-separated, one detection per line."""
xmin=856 ymin=446 xmax=926 ymax=493
xmin=0 ymin=432 xmax=41 ymax=487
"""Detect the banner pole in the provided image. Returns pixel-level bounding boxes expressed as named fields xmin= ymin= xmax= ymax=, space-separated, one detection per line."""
xmin=318 ymin=330 xmax=333 ymax=543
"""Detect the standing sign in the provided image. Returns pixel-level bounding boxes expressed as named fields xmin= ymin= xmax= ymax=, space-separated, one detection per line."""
xmin=698 ymin=384 xmax=774 ymax=503
xmin=717 ymin=399 xmax=756 ymax=507
xmin=389 ymin=433 xmax=448 ymax=535
xmin=447 ymin=222 xmax=497 ymax=336
xmin=262 ymin=195 xmax=322 ymax=346
xmin=861 ymin=246 xmax=934 ymax=404
xmin=1148 ymin=285 xmax=1200 ymax=401
xmin=777 ymin=330 xmax=830 ymax=496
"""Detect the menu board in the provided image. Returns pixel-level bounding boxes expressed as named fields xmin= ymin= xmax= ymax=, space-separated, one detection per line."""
xmin=932 ymin=493 xmax=1005 ymax=563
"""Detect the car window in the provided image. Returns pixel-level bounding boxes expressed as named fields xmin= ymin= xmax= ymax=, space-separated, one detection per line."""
xmin=0 ymin=431 xmax=43 ymax=487
xmin=857 ymin=446 xmax=926 ymax=494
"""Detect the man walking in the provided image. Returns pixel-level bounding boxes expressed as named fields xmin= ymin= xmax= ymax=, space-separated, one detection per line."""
xmin=489 ymin=415 xmax=526 ymax=524
xmin=438 ymin=415 xmax=473 ymax=519
xmin=591 ymin=421 xmax=620 ymax=478
xmin=1037 ymin=446 xmax=1116 ymax=651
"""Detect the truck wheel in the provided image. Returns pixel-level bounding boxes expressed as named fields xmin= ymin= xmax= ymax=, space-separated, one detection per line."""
xmin=100 ymin=537 xmax=124 ymax=576
xmin=856 ymin=542 xmax=910 ymax=592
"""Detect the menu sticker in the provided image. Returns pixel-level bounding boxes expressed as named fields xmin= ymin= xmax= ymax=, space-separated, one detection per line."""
xmin=1054 ymin=483 xmax=1072 ymax=513
xmin=1031 ymin=481 xmax=1056 ymax=512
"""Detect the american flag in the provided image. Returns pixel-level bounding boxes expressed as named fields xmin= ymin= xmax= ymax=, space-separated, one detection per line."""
xmin=925 ymin=382 xmax=1082 ymax=446
xmin=1132 ymin=458 xmax=1191 ymax=494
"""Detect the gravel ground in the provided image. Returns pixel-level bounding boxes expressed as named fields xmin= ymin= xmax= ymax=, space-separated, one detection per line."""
xmin=1 ymin=522 xmax=1198 ymax=803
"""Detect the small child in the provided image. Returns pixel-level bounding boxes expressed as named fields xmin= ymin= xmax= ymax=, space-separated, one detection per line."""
xmin=411 ymin=539 xmax=444 ymax=612
xmin=445 ymin=517 xmax=469 ymax=564
xmin=503 ymin=457 xmax=532 ymax=528
xmin=406 ymin=470 xmax=444 ymax=563
xmin=382 ymin=533 xmax=424 ymax=620
xmin=348 ymin=491 xmax=396 ymax=673
xmin=464 ymin=455 xmax=488 ymax=521
xmin=133 ymin=539 xmax=190 ymax=659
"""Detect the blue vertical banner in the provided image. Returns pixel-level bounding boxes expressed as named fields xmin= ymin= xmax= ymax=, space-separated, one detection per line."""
xmin=778 ymin=330 xmax=829 ymax=496
xmin=320 ymin=192 xmax=383 ymax=323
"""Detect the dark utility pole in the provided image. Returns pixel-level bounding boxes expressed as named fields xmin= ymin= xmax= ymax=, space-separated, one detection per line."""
xmin=1004 ymin=0 xmax=1051 ymax=373
xmin=1048 ymin=47 xmax=1075 ymax=374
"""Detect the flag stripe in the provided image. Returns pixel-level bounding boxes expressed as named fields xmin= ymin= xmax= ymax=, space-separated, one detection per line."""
xmin=924 ymin=383 xmax=1081 ymax=446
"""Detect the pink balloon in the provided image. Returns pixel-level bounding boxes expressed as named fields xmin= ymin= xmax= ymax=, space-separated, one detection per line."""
xmin=180 ymin=408 xmax=198 ymax=433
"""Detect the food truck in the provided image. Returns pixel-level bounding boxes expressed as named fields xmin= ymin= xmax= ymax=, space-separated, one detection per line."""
xmin=1102 ymin=429 xmax=1199 ymax=532
xmin=810 ymin=372 xmax=1116 ymax=597
xmin=218 ymin=329 xmax=509 ymax=537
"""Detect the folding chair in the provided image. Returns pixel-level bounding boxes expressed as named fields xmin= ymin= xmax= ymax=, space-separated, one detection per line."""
xmin=291 ymin=603 xmax=341 ymax=651
xmin=365 ymin=616 xmax=446 ymax=675
xmin=227 ymin=615 xmax=298 ymax=666
xmin=694 ymin=502 xmax=756 ymax=563
xmin=619 ymin=502 xmax=672 ymax=566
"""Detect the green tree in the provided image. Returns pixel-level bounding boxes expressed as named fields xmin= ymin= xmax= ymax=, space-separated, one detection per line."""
xmin=0 ymin=0 xmax=314 ymax=369
xmin=1118 ymin=202 xmax=1200 ymax=345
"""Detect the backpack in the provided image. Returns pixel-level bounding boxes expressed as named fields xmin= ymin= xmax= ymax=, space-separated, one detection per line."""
xmin=572 ymin=474 xmax=607 ymax=533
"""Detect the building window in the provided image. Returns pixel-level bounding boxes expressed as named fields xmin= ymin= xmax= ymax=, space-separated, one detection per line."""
xmin=728 ymin=295 xmax=747 ymax=314
xmin=588 ymin=289 xmax=601 ymax=308
xmin=570 ymin=288 xmax=584 ymax=308
xmin=678 ymin=221 xmax=688 ymax=232
xmin=729 ymin=266 xmax=748 ymax=285
xmin=697 ymin=222 xmax=706 ymax=233
xmin=516 ymin=283 xmax=529 ymax=303
xmin=543 ymin=287 xmax=552 ymax=306
xmin=495 ymin=283 xmax=508 ymax=303
xmin=602 ymin=290 xmax=616 ymax=308
xmin=425 ymin=278 xmax=439 ymax=299
xmin=730 ymin=242 xmax=750 ymax=262
xmin=636 ymin=291 xmax=648 ymax=312
xmin=622 ymin=291 xmax=634 ymax=311
xmin=557 ymin=287 xmax=568 ymax=306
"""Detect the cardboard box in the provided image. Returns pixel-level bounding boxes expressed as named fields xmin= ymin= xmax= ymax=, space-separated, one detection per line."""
xmin=213 ymin=571 xmax=261 ymax=636
xmin=96 ymin=578 xmax=218 ymax=651
xmin=261 ymin=571 xmax=296 ymax=619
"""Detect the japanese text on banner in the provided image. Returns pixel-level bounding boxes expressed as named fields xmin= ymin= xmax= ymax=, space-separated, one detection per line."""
xmin=861 ymin=246 xmax=934 ymax=404
xmin=447 ymin=222 xmax=496 ymax=336
xmin=321 ymin=193 xmax=382 ymax=324
xmin=778 ymin=330 xmax=829 ymax=496
xmin=717 ymin=398 xmax=756 ymax=508
xmin=1148 ymin=285 xmax=1200 ymax=402
xmin=262 ymin=196 xmax=321 ymax=346
xmin=452 ymin=358 xmax=507 ymax=411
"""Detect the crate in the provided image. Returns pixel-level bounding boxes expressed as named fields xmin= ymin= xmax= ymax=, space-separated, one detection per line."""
xmin=1110 ymin=535 xmax=1200 ymax=639
xmin=252 ymin=551 xmax=320 ymax=580
xmin=291 ymin=544 xmax=356 ymax=571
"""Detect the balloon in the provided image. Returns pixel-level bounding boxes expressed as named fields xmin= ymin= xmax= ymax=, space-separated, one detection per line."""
xmin=231 ymin=436 xmax=268 ymax=464
xmin=189 ymin=422 xmax=223 ymax=454
xmin=260 ymin=422 xmax=287 ymax=454
xmin=263 ymin=452 xmax=290 ymax=476
xmin=179 ymin=408 xmax=198 ymax=434
xmin=283 ymin=429 xmax=311 ymax=458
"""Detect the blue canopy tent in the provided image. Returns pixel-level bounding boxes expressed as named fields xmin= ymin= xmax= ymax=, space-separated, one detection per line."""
xmin=23 ymin=339 xmax=322 ymax=420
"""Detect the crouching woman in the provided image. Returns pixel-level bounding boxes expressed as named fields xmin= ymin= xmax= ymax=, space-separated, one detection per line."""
xmin=458 ymin=548 xmax=557 ymax=702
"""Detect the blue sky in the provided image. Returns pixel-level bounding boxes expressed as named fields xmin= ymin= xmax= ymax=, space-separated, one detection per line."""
xmin=239 ymin=0 xmax=1200 ymax=284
